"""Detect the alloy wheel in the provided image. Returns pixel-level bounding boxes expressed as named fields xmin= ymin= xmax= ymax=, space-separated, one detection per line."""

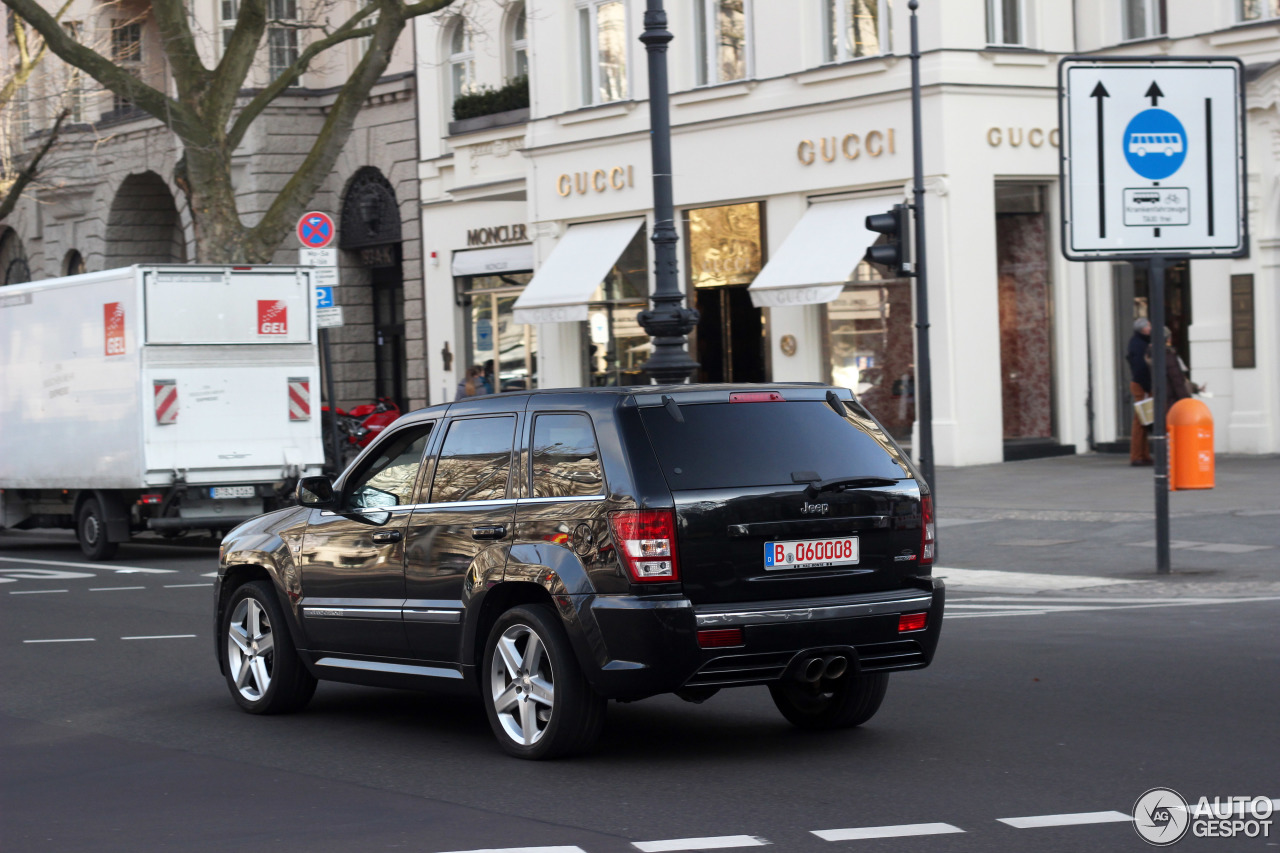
xmin=489 ymin=623 xmax=555 ymax=746
xmin=227 ymin=597 xmax=275 ymax=702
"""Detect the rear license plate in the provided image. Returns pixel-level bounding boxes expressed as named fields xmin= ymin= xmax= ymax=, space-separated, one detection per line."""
xmin=764 ymin=537 xmax=859 ymax=570
xmin=210 ymin=486 xmax=255 ymax=500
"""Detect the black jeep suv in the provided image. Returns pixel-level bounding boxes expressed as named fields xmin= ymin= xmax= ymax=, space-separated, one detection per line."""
xmin=214 ymin=384 xmax=943 ymax=759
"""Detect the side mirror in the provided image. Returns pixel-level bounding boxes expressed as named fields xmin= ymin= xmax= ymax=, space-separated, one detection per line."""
xmin=297 ymin=476 xmax=337 ymax=508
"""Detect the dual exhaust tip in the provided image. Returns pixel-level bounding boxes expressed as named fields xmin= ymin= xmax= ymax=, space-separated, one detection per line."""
xmin=799 ymin=654 xmax=849 ymax=683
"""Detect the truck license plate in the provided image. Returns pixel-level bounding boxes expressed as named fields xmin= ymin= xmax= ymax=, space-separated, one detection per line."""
xmin=764 ymin=537 xmax=859 ymax=570
xmin=210 ymin=486 xmax=255 ymax=499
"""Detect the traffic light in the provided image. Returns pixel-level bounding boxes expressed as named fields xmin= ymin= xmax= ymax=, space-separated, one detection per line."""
xmin=864 ymin=203 xmax=912 ymax=276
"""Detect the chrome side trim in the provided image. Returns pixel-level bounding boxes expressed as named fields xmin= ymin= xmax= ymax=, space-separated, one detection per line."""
xmin=302 ymin=606 xmax=402 ymax=621
xmin=515 ymin=495 xmax=608 ymax=505
xmin=313 ymin=657 xmax=464 ymax=680
xmin=403 ymin=609 xmax=462 ymax=624
xmin=694 ymin=593 xmax=935 ymax=628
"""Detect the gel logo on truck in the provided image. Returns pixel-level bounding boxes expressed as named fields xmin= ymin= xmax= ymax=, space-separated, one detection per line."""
xmin=257 ymin=300 xmax=288 ymax=335
xmin=104 ymin=302 xmax=126 ymax=356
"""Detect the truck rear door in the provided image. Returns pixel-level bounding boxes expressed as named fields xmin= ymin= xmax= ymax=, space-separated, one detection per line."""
xmin=139 ymin=268 xmax=324 ymax=485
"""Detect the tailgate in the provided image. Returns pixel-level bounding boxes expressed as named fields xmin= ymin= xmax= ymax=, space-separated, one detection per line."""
xmin=638 ymin=396 xmax=928 ymax=606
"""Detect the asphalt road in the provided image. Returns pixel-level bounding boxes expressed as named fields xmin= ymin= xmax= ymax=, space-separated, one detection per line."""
xmin=2 ymin=531 xmax=1278 ymax=853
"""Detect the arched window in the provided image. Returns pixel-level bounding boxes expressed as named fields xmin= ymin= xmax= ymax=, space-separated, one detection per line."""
xmin=449 ymin=19 xmax=475 ymax=102
xmin=508 ymin=3 xmax=529 ymax=79
xmin=64 ymin=250 xmax=86 ymax=276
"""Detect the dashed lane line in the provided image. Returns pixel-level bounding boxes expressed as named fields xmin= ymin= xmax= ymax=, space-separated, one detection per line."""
xmin=811 ymin=823 xmax=965 ymax=841
xmin=998 ymin=811 xmax=1132 ymax=829
xmin=0 ymin=556 xmax=176 ymax=574
xmin=633 ymin=836 xmax=768 ymax=851
xmin=9 ymin=589 xmax=68 ymax=595
xmin=122 ymin=634 xmax=197 ymax=641
xmin=23 ymin=638 xmax=95 ymax=644
xmin=438 ymin=848 xmax=588 ymax=853
xmin=164 ymin=583 xmax=213 ymax=588
xmin=89 ymin=586 xmax=146 ymax=592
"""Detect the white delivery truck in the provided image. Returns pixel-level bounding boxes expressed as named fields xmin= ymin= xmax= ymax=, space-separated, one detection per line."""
xmin=0 ymin=265 xmax=326 ymax=559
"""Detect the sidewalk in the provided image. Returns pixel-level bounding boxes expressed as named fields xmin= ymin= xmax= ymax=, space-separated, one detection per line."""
xmin=931 ymin=453 xmax=1280 ymax=596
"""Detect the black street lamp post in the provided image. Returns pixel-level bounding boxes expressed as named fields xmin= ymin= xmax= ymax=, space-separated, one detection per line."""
xmin=637 ymin=0 xmax=699 ymax=384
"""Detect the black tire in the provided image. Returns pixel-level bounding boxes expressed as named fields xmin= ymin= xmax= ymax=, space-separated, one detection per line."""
xmin=77 ymin=498 xmax=118 ymax=561
xmin=482 ymin=604 xmax=605 ymax=760
xmin=222 ymin=580 xmax=316 ymax=715
xmin=769 ymin=672 xmax=889 ymax=731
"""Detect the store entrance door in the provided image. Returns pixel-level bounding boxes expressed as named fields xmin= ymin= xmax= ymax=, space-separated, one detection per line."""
xmin=684 ymin=202 xmax=767 ymax=384
xmin=695 ymin=285 xmax=765 ymax=383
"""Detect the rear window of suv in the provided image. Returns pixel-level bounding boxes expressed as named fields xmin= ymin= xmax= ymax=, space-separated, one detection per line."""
xmin=639 ymin=400 xmax=911 ymax=490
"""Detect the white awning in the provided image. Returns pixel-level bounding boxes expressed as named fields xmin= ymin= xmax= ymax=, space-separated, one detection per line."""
xmin=747 ymin=198 xmax=891 ymax=308
xmin=512 ymin=218 xmax=645 ymax=325
xmin=451 ymin=244 xmax=534 ymax=277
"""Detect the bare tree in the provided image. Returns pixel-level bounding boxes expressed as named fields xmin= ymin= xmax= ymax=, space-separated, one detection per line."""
xmin=0 ymin=1 xmax=73 ymax=222
xmin=2 ymin=0 xmax=458 ymax=262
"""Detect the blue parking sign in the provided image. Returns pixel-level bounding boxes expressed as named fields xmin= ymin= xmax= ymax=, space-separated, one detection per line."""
xmin=315 ymin=286 xmax=334 ymax=309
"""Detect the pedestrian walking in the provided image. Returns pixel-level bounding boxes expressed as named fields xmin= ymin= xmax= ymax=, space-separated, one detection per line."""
xmin=1147 ymin=326 xmax=1194 ymax=416
xmin=456 ymin=365 xmax=486 ymax=399
xmin=1126 ymin=318 xmax=1153 ymax=466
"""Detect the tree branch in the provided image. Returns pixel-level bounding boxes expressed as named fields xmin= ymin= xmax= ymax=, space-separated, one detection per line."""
xmin=0 ymin=109 xmax=68 ymax=222
xmin=225 ymin=6 xmax=380 ymax=152
xmin=150 ymin=0 xmax=212 ymax=99
xmin=205 ymin=0 xmax=269 ymax=123
xmin=0 ymin=0 xmax=208 ymax=144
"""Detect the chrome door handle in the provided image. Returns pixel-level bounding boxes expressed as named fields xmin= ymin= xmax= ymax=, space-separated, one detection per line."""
xmin=471 ymin=525 xmax=507 ymax=541
xmin=371 ymin=530 xmax=402 ymax=544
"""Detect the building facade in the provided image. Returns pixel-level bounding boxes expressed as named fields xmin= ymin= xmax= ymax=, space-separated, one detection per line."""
xmin=1 ymin=0 xmax=428 ymax=411
xmin=414 ymin=0 xmax=1280 ymax=466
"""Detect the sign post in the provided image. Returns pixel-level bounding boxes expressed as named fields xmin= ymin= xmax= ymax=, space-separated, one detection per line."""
xmin=1059 ymin=56 xmax=1247 ymax=574
xmin=297 ymin=212 xmax=341 ymax=471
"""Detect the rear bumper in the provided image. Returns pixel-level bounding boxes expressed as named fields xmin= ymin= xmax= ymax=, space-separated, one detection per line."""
xmin=580 ymin=578 xmax=944 ymax=700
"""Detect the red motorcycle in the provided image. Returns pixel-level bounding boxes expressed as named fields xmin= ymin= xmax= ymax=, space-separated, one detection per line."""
xmin=321 ymin=397 xmax=401 ymax=472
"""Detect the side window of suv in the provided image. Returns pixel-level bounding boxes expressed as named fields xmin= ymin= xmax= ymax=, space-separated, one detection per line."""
xmin=345 ymin=424 xmax=434 ymax=510
xmin=531 ymin=413 xmax=605 ymax=498
xmin=430 ymin=415 xmax=516 ymax=503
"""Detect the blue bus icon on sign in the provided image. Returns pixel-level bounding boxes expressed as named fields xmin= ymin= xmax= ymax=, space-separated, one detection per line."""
xmin=1123 ymin=108 xmax=1187 ymax=180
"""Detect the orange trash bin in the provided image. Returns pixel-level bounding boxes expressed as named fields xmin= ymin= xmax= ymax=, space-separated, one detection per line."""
xmin=1167 ymin=398 xmax=1214 ymax=491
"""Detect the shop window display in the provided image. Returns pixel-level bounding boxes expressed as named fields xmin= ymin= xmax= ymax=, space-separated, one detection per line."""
xmin=583 ymin=224 xmax=649 ymax=386
xmin=462 ymin=272 xmax=537 ymax=393
xmin=827 ymin=256 xmax=913 ymax=446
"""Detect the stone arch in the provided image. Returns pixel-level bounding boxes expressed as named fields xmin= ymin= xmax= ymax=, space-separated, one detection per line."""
xmin=0 ymin=228 xmax=30 ymax=285
xmin=105 ymin=171 xmax=187 ymax=266
xmin=340 ymin=166 xmax=402 ymax=250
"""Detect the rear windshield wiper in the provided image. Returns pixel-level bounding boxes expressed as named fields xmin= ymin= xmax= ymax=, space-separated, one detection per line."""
xmin=803 ymin=475 xmax=899 ymax=498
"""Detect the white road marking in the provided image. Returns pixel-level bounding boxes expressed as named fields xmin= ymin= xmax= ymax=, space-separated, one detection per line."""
xmin=936 ymin=567 xmax=1137 ymax=591
xmin=999 ymin=811 xmax=1132 ymax=828
xmin=201 ymin=571 xmax=219 ymax=577
xmin=811 ymin=823 xmax=964 ymax=841
xmin=23 ymin=638 xmax=95 ymax=644
xmin=1127 ymin=540 xmax=1273 ymax=554
xmin=122 ymin=634 xmax=197 ymax=641
xmin=947 ymin=595 xmax=1280 ymax=620
xmin=0 ymin=556 xmax=176 ymax=573
xmin=89 ymin=586 xmax=145 ymax=592
xmin=633 ymin=836 xmax=768 ymax=851
xmin=9 ymin=589 xmax=68 ymax=595
xmin=164 ymin=583 xmax=213 ymax=588
xmin=436 ymin=848 xmax=588 ymax=853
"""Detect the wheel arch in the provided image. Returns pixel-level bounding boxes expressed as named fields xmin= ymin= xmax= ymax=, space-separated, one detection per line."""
xmin=215 ymin=563 xmax=308 ymax=676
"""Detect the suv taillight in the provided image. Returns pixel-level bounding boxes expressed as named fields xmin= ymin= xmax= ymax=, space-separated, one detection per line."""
xmin=608 ymin=510 xmax=679 ymax=582
xmin=920 ymin=495 xmax=936 ymax=566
